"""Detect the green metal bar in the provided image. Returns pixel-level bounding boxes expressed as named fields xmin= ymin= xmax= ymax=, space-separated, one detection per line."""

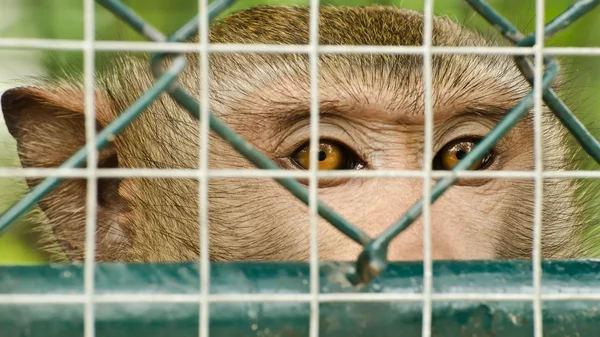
xmin=0 ymin=56 xmax=187 ymax=234
xmin=1 ymin=260 xmax=600 ymax=337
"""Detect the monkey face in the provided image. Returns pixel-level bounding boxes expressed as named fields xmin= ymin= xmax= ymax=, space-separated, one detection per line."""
xmin=0 ymin=6 xmax=582 ymax=263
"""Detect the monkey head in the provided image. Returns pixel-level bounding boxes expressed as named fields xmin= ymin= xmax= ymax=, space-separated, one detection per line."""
xmin=0 ymin=6 xmax=584 ymax=263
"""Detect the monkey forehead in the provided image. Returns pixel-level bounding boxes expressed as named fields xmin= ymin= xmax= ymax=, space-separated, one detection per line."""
xmin=203 ymin=6 xmax=528 ymax=122
xmin=206 ymin=53 xmax=527 ymax=125
xmin=210 ymin=66 xmax=528 ymax=127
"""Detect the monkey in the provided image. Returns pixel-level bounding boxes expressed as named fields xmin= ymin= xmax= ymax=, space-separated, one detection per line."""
xmin=0 ymin=5 xmax=594 ymax=264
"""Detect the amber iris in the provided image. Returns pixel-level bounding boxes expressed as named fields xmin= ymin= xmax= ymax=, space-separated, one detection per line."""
xmin=433 ymin=138 xmax=493 ymax=170
xmin=292 ymin=140 xmax=362 ymax=170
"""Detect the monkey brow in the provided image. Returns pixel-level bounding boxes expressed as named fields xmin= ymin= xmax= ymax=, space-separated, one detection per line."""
xmin=453 ymin=105 xmax=533 ymax=125
xmin=233 ymin=98 xmax=355 ymax=124
xmin=238 ymin=93 xmax=530 ymax=128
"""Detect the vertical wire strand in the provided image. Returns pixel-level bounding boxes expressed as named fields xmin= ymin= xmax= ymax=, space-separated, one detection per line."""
xmin=308 ymin=0 xmax=321 ymax=336
xmin=83 ymin=0 xmax=97 ymax=336
xmin=421 ymin=0 xmax=434 ymax=336
xmin=199 ymin=0 xmax=211 ymax=336
xmin=532 ymin=0 xmax=546 ymax=336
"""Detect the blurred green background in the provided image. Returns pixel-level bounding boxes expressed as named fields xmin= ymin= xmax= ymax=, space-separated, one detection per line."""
xmin=0 ymin=0 xmax=599 ymax=264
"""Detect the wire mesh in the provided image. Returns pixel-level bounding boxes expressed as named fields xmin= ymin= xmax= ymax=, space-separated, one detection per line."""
xmin=0 ymin=0 xmax=599 ymax=336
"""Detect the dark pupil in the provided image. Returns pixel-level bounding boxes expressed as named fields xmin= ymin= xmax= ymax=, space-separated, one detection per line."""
xmin=318 ymin=151 xmax=327 ymax=161
xmin=456 ymin=150 xmax=467 ymax=160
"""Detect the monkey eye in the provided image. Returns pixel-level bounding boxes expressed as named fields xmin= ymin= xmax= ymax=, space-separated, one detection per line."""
xmin=433 ymin=137 xmax=494 ymax=171
xmin=291 ymin=139 xmax=365 ymax=170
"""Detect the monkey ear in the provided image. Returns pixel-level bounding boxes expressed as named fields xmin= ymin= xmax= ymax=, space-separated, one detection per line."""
xmin=1 ymin=87 xmax=118 ymax=168
xmin=0 ymin=86 xmax=130 ymax=262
